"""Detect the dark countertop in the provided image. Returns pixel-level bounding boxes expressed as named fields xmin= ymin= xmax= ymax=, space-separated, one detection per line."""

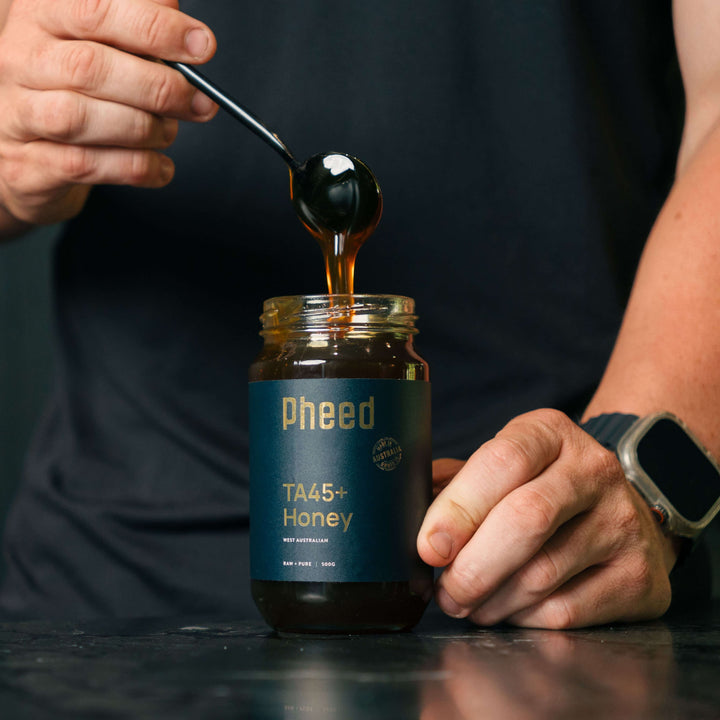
xmin=2 ymin=602 xmax=719 ymax=719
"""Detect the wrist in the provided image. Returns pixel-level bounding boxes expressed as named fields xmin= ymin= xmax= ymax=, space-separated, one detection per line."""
xmin=0 ymin=199 xmax=34 ymax=241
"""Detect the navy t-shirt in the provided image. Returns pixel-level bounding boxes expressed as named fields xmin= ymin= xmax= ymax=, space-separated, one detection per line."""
xmin=0 ymin=1 xmax=685 ymax=618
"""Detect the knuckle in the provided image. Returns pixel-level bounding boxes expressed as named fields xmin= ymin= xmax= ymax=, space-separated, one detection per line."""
xmin=512 ymin=408 xmax=572 ymax=445
xmin=136 ymin=6 xmax=165 ymax=48
xmin=127 ymin=152 xmax=154 ymax=183
xmin=60 ymin=145 xmax=94 ymax=181
xmin=577 ymin=445 xmax=623 ymax=502
xmin=71 ymin=0 xmax=111 ymax=36
xmin=63 ymin=43 xmax=101 ymax=90
xmin=42 ymin=93 xmax=88 ymax=142
xmin=616 ymin=550 xmax=672 ymax=619
xmin=520 ymin=549 xmax=561 ymax=595
xmin=130 ymin=111 xmax=156 ymax=145
xmin=484 ymin=435 xmax=535 ymax=479
xmin=0 ymin=146 xmax=26 ymax=188
xmin=446 ymin=560 xmax=488 ymax=604
xmin=623 ymin=551 xmax=656 ymax=599
xmin=147 ymin=73 xmax=176 ymax=115
xmin=614 ymin=496 xmax=643 ymax=540
xmin=5 ymin=93 xmax=29 ymax=141
xmin=532 ymin=407 xmax=571 ymax=430
xmin=584 ymin=437 xmax=624 ymax=485
xmin=505 ymin=486 xmax=558 ymax=539
xmin=540 ymin=596 xmax=577 ymax=629
xmin=592 ymin=445 xmax=622 ymax=481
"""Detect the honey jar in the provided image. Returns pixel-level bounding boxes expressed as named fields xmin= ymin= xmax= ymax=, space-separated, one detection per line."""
xmin=249 ymin=294 xmax=433 ymax=632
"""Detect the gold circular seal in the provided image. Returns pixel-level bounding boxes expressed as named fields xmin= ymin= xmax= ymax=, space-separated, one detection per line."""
xmin=372 ymin=437 xmax=403 ymax=471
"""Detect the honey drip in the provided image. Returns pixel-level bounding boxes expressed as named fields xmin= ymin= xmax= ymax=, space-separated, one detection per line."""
xmin=290 ymin=153 xmax=382 ymax=294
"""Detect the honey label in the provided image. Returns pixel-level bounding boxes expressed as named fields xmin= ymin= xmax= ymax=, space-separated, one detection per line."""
xmin=249 ymin=379 xmax=431 ymax=582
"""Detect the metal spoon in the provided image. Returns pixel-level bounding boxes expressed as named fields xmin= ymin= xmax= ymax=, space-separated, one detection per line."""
xmin=165 ymin=61 xmax=383 ymax=293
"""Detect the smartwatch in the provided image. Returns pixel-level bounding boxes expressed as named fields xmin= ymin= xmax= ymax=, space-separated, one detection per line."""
xmin=582 ymin=412 xmax=720 ymax=540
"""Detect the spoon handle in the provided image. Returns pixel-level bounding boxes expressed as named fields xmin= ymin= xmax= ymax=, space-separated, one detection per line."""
xmin=164 ymin=60 xmax=297 ymax=168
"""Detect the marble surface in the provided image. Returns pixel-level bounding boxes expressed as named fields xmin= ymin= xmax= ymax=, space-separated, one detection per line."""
xmin=1 ymin=602 xmax=719 ymax=719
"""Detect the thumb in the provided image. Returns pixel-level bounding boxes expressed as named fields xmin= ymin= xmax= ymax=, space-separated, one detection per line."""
xmin=417 ymin=410 xmax=565 ymax=567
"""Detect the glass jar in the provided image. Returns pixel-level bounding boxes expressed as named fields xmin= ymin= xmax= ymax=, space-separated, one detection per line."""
xmin=249 ymin=294 xmax=433 ymax=633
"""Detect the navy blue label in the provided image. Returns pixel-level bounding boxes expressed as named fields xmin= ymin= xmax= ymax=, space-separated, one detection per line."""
xmin=249 ymin=379 xmax=431 ymax=582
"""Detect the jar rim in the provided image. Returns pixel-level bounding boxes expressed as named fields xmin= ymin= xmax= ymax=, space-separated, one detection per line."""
xmin=259 ymin=294 xmax=418 ymax=334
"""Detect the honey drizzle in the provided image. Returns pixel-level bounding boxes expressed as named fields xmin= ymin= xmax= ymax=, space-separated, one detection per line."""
xmin=288 ymin=154 xmax=382 ymax=296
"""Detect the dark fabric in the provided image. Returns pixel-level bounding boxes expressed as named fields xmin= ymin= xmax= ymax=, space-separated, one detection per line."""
xmin=0 ymin=1 xmax=689 ymax=619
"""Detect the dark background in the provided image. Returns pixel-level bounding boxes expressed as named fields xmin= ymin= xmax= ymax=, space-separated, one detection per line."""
xmin=0 ymin=225 xmax=57 ymax=578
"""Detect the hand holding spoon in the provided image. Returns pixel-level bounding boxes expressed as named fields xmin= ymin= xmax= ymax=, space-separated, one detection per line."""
xmin=165 ymin=61 xmax=382 ymax=294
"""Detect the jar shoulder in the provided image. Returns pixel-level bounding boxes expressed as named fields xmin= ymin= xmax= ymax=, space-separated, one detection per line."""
xmin=249 ymin=335 xmax=429 ymax=381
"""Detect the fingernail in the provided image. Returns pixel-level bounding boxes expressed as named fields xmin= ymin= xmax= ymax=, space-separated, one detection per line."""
xmin=185 ymin=28 xmax=210 ymax=58
xmin=436 ymin=587 xmax=467 ymax=618
xmin=428 ymin=531 xmax=453 ymax=559
xmin=191 ymin=90 xmax=216 ymax=117
xmin=159 ymin=156 xmax=174 ymax=182
xmin=162 ymin=118 xmax=178 ymax=144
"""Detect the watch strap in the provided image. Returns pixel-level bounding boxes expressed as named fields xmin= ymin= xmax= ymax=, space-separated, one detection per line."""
xmin=581 ymin=413 xmax=639 ymax=451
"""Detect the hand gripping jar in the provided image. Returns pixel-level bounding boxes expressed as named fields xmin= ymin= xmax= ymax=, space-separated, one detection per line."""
xmin=249 ymin=294 xmax=433 ymax=633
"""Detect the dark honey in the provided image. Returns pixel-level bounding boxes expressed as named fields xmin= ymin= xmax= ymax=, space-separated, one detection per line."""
xmin=249 ymin=295 xmax=433 ymax=633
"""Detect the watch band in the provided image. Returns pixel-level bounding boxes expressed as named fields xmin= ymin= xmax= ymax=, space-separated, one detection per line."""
xmin=581 ymin=413 xmax=639 ymax=451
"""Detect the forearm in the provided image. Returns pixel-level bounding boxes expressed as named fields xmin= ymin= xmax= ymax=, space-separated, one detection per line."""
xmin=584 ymin=121 xmax=720 ymax=457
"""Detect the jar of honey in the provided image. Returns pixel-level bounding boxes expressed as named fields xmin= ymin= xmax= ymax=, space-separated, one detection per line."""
xmin=249 ymin=294 xmax=433 ymax=633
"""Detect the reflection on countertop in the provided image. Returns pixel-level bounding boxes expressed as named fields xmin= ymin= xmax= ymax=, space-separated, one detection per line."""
xmin=1 ymin=602 xmax=719 ymax=719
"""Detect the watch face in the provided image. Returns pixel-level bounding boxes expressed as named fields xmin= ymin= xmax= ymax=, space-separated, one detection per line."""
xmin=636 ymin=418 xmax=720 ymax=522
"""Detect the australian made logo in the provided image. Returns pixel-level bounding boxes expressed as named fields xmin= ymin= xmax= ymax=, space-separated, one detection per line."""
xmin=372 ymin=436 xmax=403 ymax=471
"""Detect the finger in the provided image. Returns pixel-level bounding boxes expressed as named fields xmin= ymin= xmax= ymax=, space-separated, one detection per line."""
xmin=6 ymin=140 xmax=175 ymax=199
xmin=506 ymin=560 xmax=672 ymax=629
xmin=16 ymin=41 xmax=217 ymax=121
xmin=432 ymin=458 xmax=465 ymax=496
xmin=467 ymin=510 xmax=616 ymax=625
xmin=435 ymin=461 xmax=602 ymax=617
xmin=418 ymin=409 xmax=568 ymax=568
xmin=10 ymin=89 xmax=179 ymax=148
xmin=39 ymin=0 xmax=216 ymax=63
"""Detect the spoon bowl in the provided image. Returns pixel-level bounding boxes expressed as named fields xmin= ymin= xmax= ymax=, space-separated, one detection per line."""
xmin=291 ymin=152 xmax=382 ymax=294
xmin=290 ymin=153 xmax=382 ymax=242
